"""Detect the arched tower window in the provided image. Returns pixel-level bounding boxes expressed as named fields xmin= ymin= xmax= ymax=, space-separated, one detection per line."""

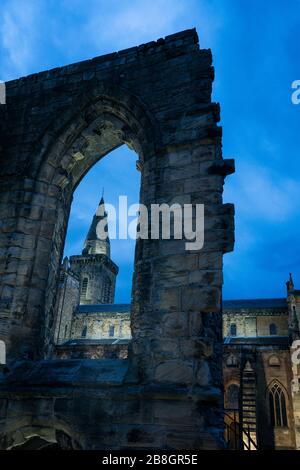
xmin=230 ymin=323 xmax=237 ymax=336
xmin=269 ymin=323 xmax=277 ymax=335
xmin=102 ymin=277 xmax=112 ymax=303
xmin=226 ymin=384 xmax=240 ymax=410
xmin=268 ymin=382 xmax=288 ymax=427
xmin=81 ymin=278 xmax=88 ymax=299
xmin=81 ymin=326 xmax=87 ymax=338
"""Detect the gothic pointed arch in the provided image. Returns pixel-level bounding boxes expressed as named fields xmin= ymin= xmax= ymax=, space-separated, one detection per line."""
xmin=267 ymin=380 xmax=288 ymax=427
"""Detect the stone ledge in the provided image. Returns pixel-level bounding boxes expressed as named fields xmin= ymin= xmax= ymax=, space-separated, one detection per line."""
xmin=0 ymin=361 xmax=222 ymax=402
xmin=0 ymin=359 xmax=128 ymax=388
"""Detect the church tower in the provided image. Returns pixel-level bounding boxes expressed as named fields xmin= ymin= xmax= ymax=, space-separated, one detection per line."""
xmin=69 ymin=197 xmax=118 ymax=305
xmin=82 ymin=197 xmax=110 ymax=258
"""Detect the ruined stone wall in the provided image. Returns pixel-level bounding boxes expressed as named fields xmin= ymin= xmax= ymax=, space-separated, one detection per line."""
xmin=0 ymin=29 xmax=234 ymax=449
xmin=54 ymin=268 xmax=80 ymax=344
xmin=55 ymin=342 xmax=129 ymax=359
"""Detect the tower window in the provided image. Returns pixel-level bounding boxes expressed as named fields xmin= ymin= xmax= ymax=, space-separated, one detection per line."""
xmin=102 ymin=277 xmax=112 ymax=303
xmin=81 ymin=277 xmax=88 ymax=298
xmin=269 ymin=382 xmax=287 ymax=427
xmin=81 ymin=326 xmax=87 ymax=338
xmin=230 ymin=323 xmax=237 ymax=336
xmin=269 ymin=323 xmax=277 ymax=335
xmin=64 ymin=324 xmax=68 ymax=338
xmin=109 ymin=325 xmax=115 ymax=337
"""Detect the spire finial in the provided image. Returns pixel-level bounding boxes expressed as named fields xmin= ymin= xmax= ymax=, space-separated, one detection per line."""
xmin=99 ymin=187 xmax=104 ymax=206
xmin=286 ymin=272 xmax=295 ymax=293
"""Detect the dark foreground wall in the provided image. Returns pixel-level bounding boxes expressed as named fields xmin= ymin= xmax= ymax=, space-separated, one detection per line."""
xmin=0 ymin=29 xmax=234 ymax=449
xmin=0 ymin=359 xmax=224 ymax=449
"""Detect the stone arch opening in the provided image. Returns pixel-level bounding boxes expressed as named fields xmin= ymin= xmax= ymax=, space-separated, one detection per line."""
xmin=3 ymin=425 xmax=82 ymax=450
xmin=16 ymin=91 xmax=157 ymax=360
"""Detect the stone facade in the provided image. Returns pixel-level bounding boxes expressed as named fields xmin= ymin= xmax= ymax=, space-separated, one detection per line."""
xmin=70 ymin=305 xmax=131 ymax=340
xmin=223 ymin=300 xmax=289 ymax=338
xmin=222 ymin=278 xmax=300 ymax=450
xmin=0 ymin=29 xmax=235 ymax=450
xmin=53 ymin=258 xmax=80 ymax=344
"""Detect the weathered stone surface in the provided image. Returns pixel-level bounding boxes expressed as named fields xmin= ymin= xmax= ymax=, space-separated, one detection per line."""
xmin=155 ymin=360 xmax=194 ymax=384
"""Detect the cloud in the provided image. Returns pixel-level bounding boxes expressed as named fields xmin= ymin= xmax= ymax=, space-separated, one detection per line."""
xmin=0 ymin=0 xmax=42 ymax=78
xmin=0 ymin=0 xmax=225 ymax=81
xmin=82 ymin=0 xmax=225 ymax=53
xmin=224 ymin=161 xmax=300 ymax=223
xmin=85 ymin=0 xmax=190 ymax=50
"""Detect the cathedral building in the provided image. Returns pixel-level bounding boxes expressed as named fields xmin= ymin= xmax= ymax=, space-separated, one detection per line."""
xmin=53 ymin=196 xmax=300 ymax=449
xmin=53 ymin=197 xmax=129 ymax=356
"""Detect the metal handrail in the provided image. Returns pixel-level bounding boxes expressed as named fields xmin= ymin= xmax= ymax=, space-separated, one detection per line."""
xmin=223 ymin=409 xmax=258 ymax=450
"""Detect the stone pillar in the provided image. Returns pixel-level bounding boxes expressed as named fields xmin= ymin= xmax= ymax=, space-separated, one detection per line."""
xmin=129 ymin=141 xmax=234 ymax=447
xmin=0 ymin=177 xmax=71 ymax=361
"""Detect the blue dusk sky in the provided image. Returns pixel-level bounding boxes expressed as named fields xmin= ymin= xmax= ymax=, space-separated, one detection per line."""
xmin=1 ymin=0 xmax=299 ymax=302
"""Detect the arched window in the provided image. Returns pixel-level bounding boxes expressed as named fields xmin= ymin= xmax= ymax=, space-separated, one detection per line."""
xmin=269 ymin=323 xmax=277 ymax=335
xmin=0 ymin=340 xmax=6 ymax=365
xmin=268 ymin=382 xmax=288 ymax=427
xmin=109 ymin=325 xmax=115 ymax=337
xmin=102 ymin=277 xmax=112 ymax=303
xmin=80 ymin=277 xmax=88 ymax=299
xmin=64 ymin=324 xmax=68 ymax=338
xmin=226 ymin=384 xmax=240 ymax=410
xmin=226 ymin=354 xmax=239 ymax=367
xmin=230 ymin=323 xmax=237 ymax=336
xmin=81 ymin=326 xmax=87 ymax=338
